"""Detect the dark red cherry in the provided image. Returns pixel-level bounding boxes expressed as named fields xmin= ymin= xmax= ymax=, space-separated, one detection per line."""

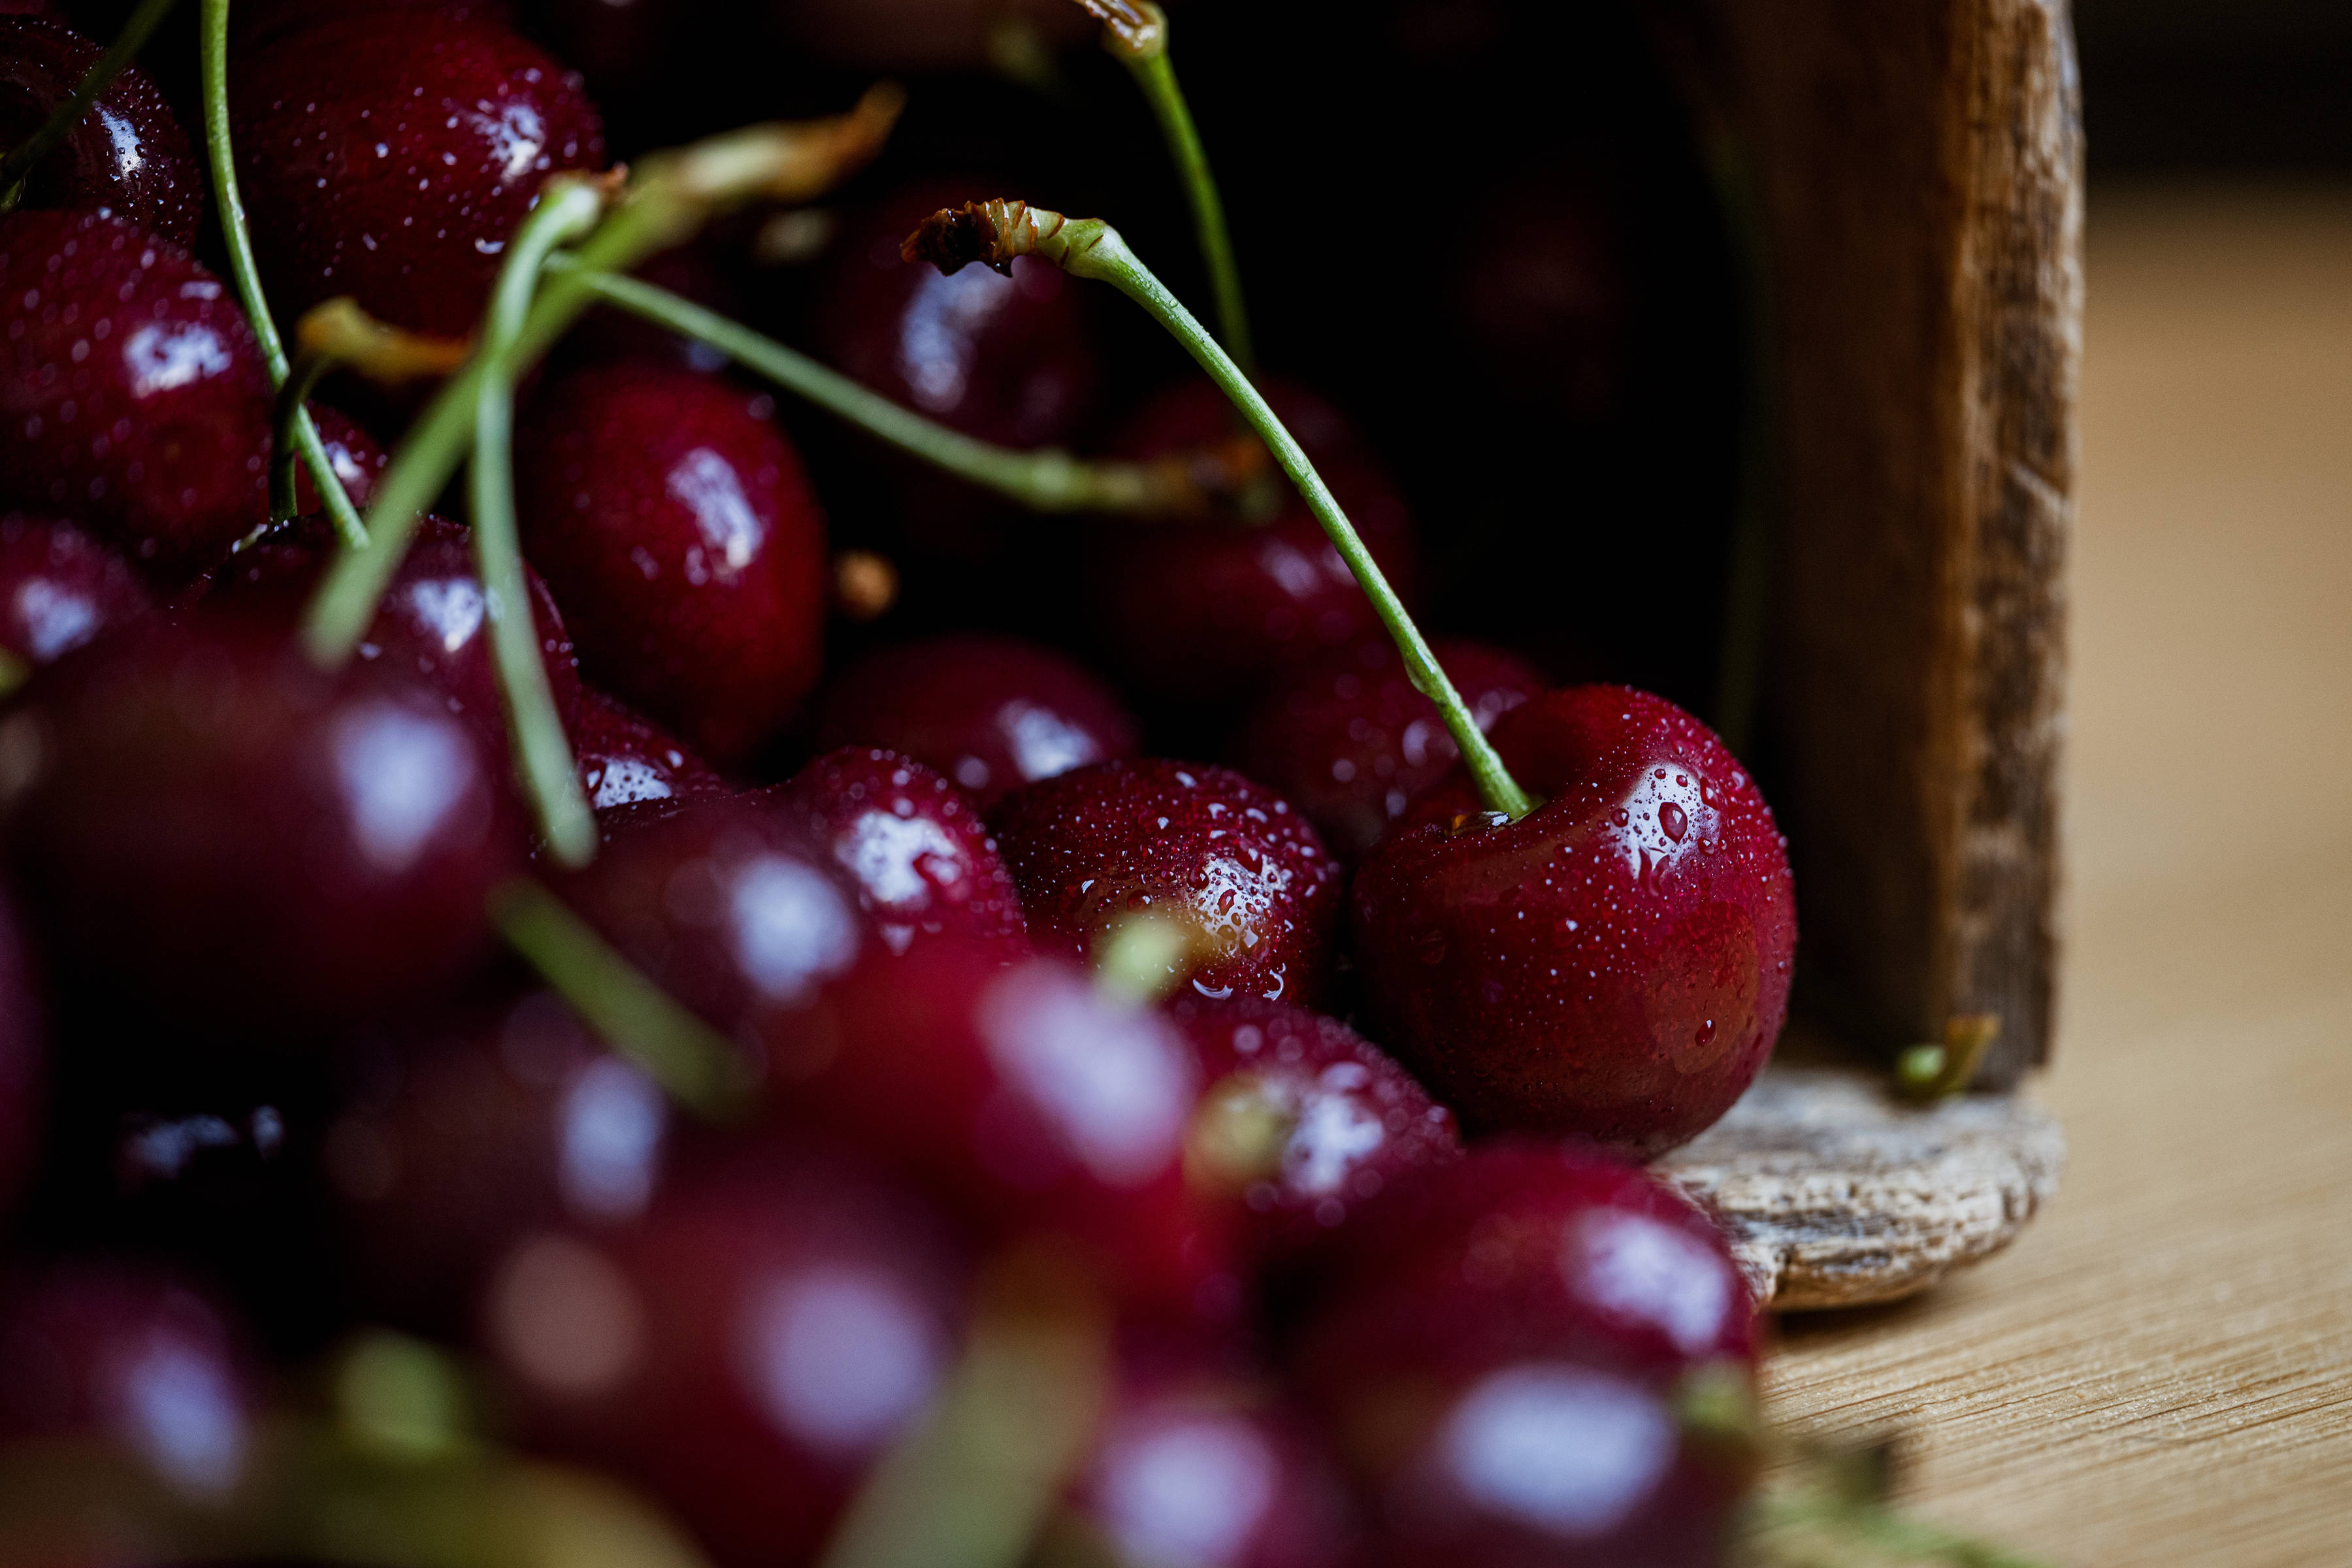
xmin=1065 ymin=1361 xmax=1363 ymax=1568
xmin=0 ymin=622 xmax=521 ymax=1034
xmin=301 ymin=403 xmax=391 ymax=512
xmin=0 ymin=1260 xmax=259 ymax=1497
xmin=1237 ymin=638 xmax=1541 ymax=860
xmin=814 ymin=634 xmax=1139 ymax=809
xmin=197 ymin=513 xmax=581 ymax=759
xmin=329 ymin=989 xmax=670 ymax=1333
xmin=819 ymin=182 xmax=1098 ymax=449
xmin=552 ymin=790 xmax=866 ymax=1051
xmin=1169 ymin=996 xmax=1458 ymax=1269
xmin=990 ymin=759 xmax=1343 ymax=1008
xmin=1350 ymin=686 xmax=1794 ymax=1155
xmin=0 ymin=512 xmax=151 ymax=674
xmin=515 ymin=363 xmax=828 ymax=765
xmin=570 ymin=685 xmax=728 ymax=813
xmin=787 ymin=939 xmax=1230 ymax=1320
xmin=0 ymin=886 xmax=41 ymax=1217
xmin=1092 ymin=380 xmax=1420 ymax=704
xmin=0 ymin=16 xmax=203 ymax=243
xmin=773 ymin=747 xmax=1027 ymax=957
xmin=482 ymin=1144 xmax=965 ymax=1567
xmin=229 ymin=9 xmax=605 ymax=337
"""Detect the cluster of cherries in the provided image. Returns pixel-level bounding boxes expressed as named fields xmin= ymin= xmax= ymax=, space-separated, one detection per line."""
xmin=0 ymin=2 xmax=1799 ymax=1566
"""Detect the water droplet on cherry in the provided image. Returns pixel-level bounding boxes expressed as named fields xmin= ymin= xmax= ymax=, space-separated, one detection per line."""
xmin=1658 ymin=801 xmax=1688 ymax=842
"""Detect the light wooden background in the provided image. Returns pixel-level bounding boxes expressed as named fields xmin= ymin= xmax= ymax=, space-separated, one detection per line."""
xmin=1763 ymin=189 xmax=2352 ymax=1565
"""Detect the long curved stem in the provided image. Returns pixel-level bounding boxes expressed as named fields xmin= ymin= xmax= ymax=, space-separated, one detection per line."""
xmin=910 ymin=203 xmax=1535 ymax=821
xmin=470 ymin=178 xmax=604 ymax=868
xmin=0 ymin=0 xmax=180 ymax=212
xmin=197 ymin=0 xmax=367 ymax=548
xmin=267 ymin=354 xmax=332 ymax=524
xmin=544 ymin=259 xmax=1209 ymax=514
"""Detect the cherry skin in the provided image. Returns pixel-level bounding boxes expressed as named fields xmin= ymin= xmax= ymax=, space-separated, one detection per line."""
xmin=481 ymin=1143 xmax=966 ymax=1568
xmin=1238 ymin=638 xmax=1543 ymax=862
xmin=773 ymin=747 xmax=1028 ymax=958
xmin=0 ymin=622 xmax=521 ymax=1036
xmin=814 ymin=633 xmax=1139 ymax=809
xmin=196 ymin=513 xmax=582 ymax=761
xmin=785 ymin=938 xmax=1230 ymax=1321
xmin=1168 ymin=995 xmax=1459 ymax=1270
xmin=229 ymin=8 xmax=605 ymax=337
xmin=1350 ymin=685 xmax=1795 ymax=1155
xmin=1091 ymin=380 xmax=1422 ymax=704
xmin=1286 ymin=1145 xmax=1757 ymax=1568
xmin=569 ymin=685 xmax=728 ymax=813
xmin=990 ymin=759 xmax=1343 ymax=1008
xmin=0 ymin=1260 xmax=259 ymax=1497
xmin=0 ymin=16 xmax=203 ymax=243
xmin=0 ymin=512 xmax=151 ymax=674
xmin=514 ymin=363 xmax=828 ymax=766
xmin=329 ymin=988 xmax=671 ymax=1334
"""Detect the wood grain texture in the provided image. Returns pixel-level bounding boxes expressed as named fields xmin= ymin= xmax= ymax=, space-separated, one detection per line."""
xmin=1763 ymin=193 xmax=2352 ymax=1565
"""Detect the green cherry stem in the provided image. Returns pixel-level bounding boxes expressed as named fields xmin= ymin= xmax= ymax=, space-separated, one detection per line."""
xmin=0 ymin=0 xmax=180 ymax=214
xmin=265 ymin=355 xmax=331 ymax=524
xmin=908 ymin=201 xmax=1537 ymax=821
xmin=301 ymin=86 xmax=907 ymax=666
xmin=488 ymin=880 xmax=755 ymax=1120
xmin=197 ymin=0 xmax=367 ymax=548
xmin=470 ymin=176 xmax=604 ymax=868
xmin=541 ymin=257 xmax=1215 ymax=515
xmin=1076 ymin=0 xmax=1254 ymax=375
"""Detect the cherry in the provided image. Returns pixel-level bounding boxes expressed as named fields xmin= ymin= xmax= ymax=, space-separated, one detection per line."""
xmin=814 ymin=633 xmax=1139 ymax=809
xmin=1286 ymin=1145 xmax=1756 ymax=1568
xmin=989 ymin=759 xmax=1343 ymax=1008
xmin=1237 ymin=637 xmax=1542 ymax=860
xmin=1064 ymin=1359 xmax=1362 ymax=1568
xmin=229 ymin=8 xmax=606 ymax=337
xmin=569 ymin=685 xmax=728 ymax=813
xmin=785 ymin=938 xmax=1230 ymax=1320
xmin=481 ymin=1142 xmax=966 ymax=1567
xmin=0 ymin=1259 xmax=259 ymax=1497
xmin=774 ymin=747 xmax=1028 ymax=958
xmin=1168 ymin=995 xmax=1458 ymax=1269
xmin=1350 ymin=685 xmax=1794 ymax=1155
xmin=0 ymin=15 xmax=203 ymax=243
xmin=0 ymin=621 xmax=521 ymax=1036
xmin=550 ymin=789 xmax=866 ymax=1053
xmin=818 ymin=182 xmax=1098 ymax=451
xmin=196 ymin=513 xmax=582 ymax=762
xmin=0 ymin=512 xmax=151 ymax=674
xmin=329 ymin=988 xmax=670 ymax=1333
xmin=0 ymin=885 xmax=41 ymax=1217
xmin=514 ymin=363 xmax=828 ymax=766
xmin=1092 ymin=380 xmax=1421 ymax=703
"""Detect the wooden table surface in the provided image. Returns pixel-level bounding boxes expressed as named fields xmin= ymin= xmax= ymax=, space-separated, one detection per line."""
xmin=1762 ymin=188 xmax=2352 ymax=1565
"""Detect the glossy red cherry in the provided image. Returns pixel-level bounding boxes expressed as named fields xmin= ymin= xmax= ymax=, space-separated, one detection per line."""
xmin=787 ymin=939 xmax=1230 ymax=1320
xmin=0 ymin=1260 xmax=258 ymax=1497
xmin=1066 ymin=1362 xmax=1363 ymax=1568
xmin=814 ymin=633 xmax=1139 ymax=809
xmin=0 ymin=512 xmax=151 ymax=674
xmin=515 ymin=363 xmax=828 ymax=765
xmin=0 ymin=16 xmax=203 ymax=243
xmin=1350 ymin=686 xmax=1795 ymax=1154
xmin=774 ymin=747 xmax=1027 ymax=957
xmin=990 ymin=759 xmax=1343 ymax=1008
xmin=0 ymin=622 xmax=521 ymax=1034
xmin=1288 ymin=1145 xmax=1757 ymax=1568
xmin=1169 ymin=996 xmax=1458 ymax=1269
xmin=482 ymin=1144 xmax=966 ymax=1567
xmin=1237 ymin=638 xmax=1542 ymax=860
xmin=197 ymin=513 xmax=581 ymax=759
xmin=552 ymin=790 xmax=866 ymax=1051
xmin=0 ymin=887 xmax=41 ymax=1217
xmin=330 ymin=988 xmax=670 ymax=1333
xmin=1092 ymin=380 xmax=1420 ymax=704
xmin=570 ymin=685 xmax=728 ymax=813
xmin=229 ymin=8 xmax=605 ymax=336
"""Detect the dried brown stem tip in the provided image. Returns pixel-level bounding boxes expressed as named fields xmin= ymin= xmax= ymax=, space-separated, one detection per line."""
xmin=902 ymin=199 xmax=1063 ymax=276
xmin=1070 ymin=0 xmax=1166 ymax=56
xmin=294 ymin=297 xmax=472 ymax=385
